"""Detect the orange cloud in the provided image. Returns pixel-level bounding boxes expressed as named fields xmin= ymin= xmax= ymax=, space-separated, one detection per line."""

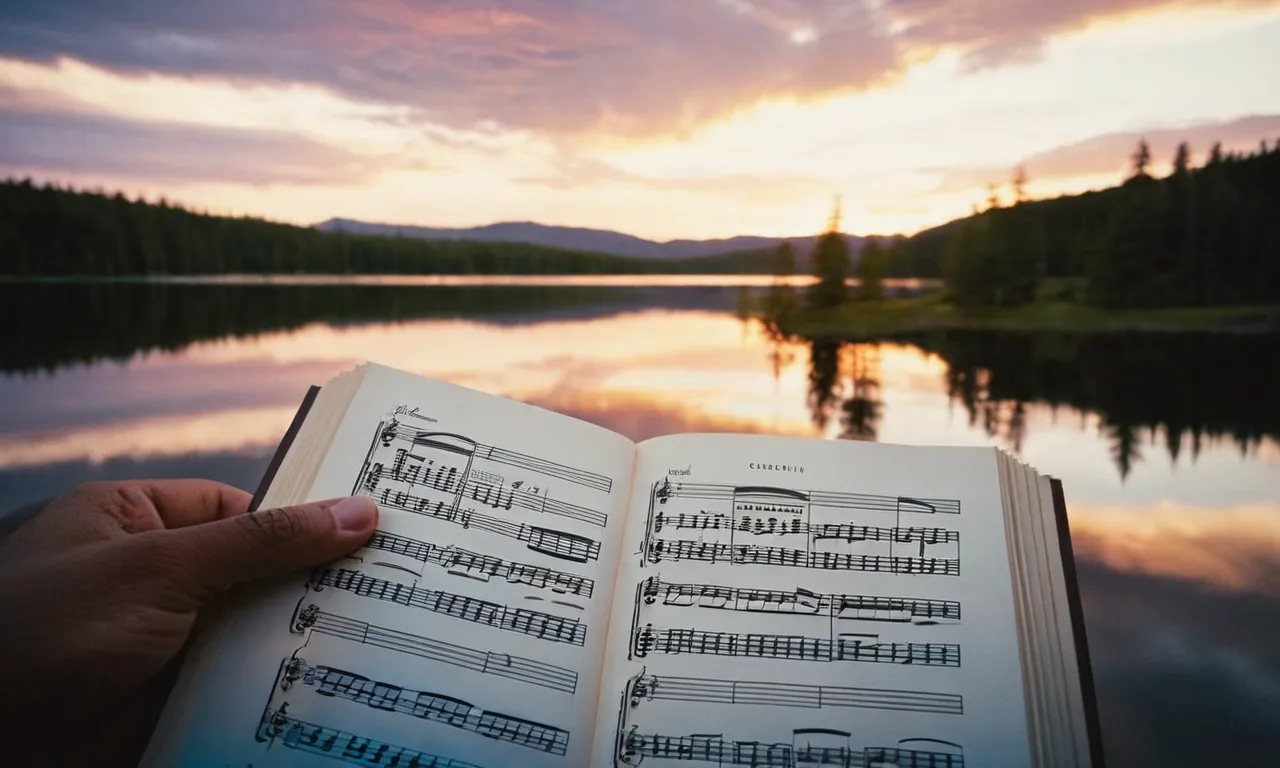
xmin=1070 ymin=501 xmax=1280 ymax=597
xmin=932 ymin=113 xmax=1280 ymax=192
xmin=5 ymin=0 xmax=1268 ymax=139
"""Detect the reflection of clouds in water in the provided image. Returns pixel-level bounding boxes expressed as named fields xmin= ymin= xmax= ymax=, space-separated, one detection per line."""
xmin=525 ymin=390 xmax=814 ymax=443
xmin=0 ymin=405 xmax=297 ymax=470
xmin=0 ymin=356 xmax=348 ymax=434
xmin=1071 ymin=502 xmax=1280 ymax=597
xmin=0 ymin=447 xmax=275 ymax=520
xmin=1078 ymin=558 xmax=1280 ymax=767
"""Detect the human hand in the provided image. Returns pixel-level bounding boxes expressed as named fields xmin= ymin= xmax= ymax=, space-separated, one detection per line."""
xmin=0 ymin=480 xmax=378 ymax=766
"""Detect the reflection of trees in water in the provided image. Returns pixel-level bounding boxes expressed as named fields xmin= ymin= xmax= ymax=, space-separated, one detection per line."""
xmin=920 ymin=330 xmax=1280 ymax=479
xmin=0 ymin=282 xmax=742 ymax=374
xmin=839 ymin=344 xmax=882 ymax=442
xmin=801 ymin=337 xmax=884 ymax=442
xmin=779 ymin=326 xmax=1280 ymax=478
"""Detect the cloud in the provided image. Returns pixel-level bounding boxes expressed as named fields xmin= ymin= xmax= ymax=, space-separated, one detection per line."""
xmin=0 ymin=104 xmax=380 ymax=184
xmin=1069 ymin=500 xmax=1280 ymax=597
xmin=516 ymin=148 xmax=824 ymax=204
xmin=1076 ymin=556 xmax=1280 ymax=766
xmin=931 ymin=113 xmax=1280 ymax=192
xmin=526 ymin=390 xmax=813 ymax=443
xmin=2 ymin=0 xmax=1266 ymax=138
xmin=892 ymin=0 xmax=1278 ymax=73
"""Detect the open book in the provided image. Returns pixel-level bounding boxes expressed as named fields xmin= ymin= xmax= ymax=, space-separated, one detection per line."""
xmin=142 ymin=363 xmax=1102 ymax=768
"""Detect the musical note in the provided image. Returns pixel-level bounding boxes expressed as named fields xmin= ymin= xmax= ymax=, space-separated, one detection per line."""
xmin=624 ymin=672 xmax=964 ymax=715
xmin=377 ymin=422 xmax=613 ymax=493
xmin=617 ymin=728 xmax=965 ymax=768
xmin=630 ymin=625 xmax=959 ymax=666
xmin=293 ymin=663 xmax=570 ymax=755
xmin=653 ymin=481 xmax=961 ymax=515
xmin=370 ymin=489 xmax=602 ymax=562
xmin=364 ymin=531 xmax=594 ymax=597
xmin=316 ymin=569 xmax=588 ymax=646
xmin=652 ymin=514 xmax=957 ymax=543
xmin=257 ymin=708 xmax=489 ymax=768
xmin=298 ymin=606 xmax=578 ymax=694
xmin=644 ymin=540 xmax=960 ymax=576
xmin=638 ymin=577 xmax=960 ymax=623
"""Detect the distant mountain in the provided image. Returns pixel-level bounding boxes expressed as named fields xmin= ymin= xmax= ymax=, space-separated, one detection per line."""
xmin=315 ymin=218 xmax=864 ymax=260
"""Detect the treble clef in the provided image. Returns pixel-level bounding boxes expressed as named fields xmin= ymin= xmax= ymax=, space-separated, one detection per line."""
xmin=633 ymin=624 xmax=656 ymax=658
xmin=653 ymin=510 xmax=665 ymax=533
xmin=618 ymin=726 xmax=646 ymax=766
xmin=379 ymin=420 xmax=399 ymax=447
xmin=641 ymin=576 xmax=660 ymax=605
xmin=648 ymin=539 xmax=665 ymax=564
xmin=655 ymin=479 xmax=673 ymax=504
xmin=629 ymin=674 xmax=658 ymax=708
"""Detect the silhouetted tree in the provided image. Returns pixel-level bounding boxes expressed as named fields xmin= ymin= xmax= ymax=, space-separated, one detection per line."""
xmin=1130 ymin=139 xmax=1152 ymax=179
xmin=807 ymin=201 xmax=850 ymax=311
xmin=0 ymin=180 xmax=791 ymax=277
xmin=856 ymin=237 xmax=890 ymax=301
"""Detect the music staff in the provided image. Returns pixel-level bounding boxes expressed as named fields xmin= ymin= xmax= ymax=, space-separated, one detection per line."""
xmin=652 ymin=510 xmax=957 ymax=545
xmin=654 ymin=479 xmax=961 ymax=515
xmin=365 ymin=531 xmax=594 ymax=597
xmin=645 ymin=539 xmax=959 ymax=576
xmin=371 ymin=489 xmax=600 ymax=562
xmin=315 ymin=569 xmax=587 ymax=645
xmin=376 ymin=445 xmax=608 ymax=528
xmin=629 ymin=624 xmax=960 ymax=667
xmin=617 ymin=728 xmax=965 ymax=768
xmin=624 ymin=672 xmax=964 ymax=716
xmin=291 ymin=605 xmax=578 ymax=694
xmin=283 ymin=661 xmax=569 ymax=755
xmin=257 ymin=707 xmax=488 ymax=768
xmin=376 ymin=420 xmax=613 ymax=493
xmin=641 ymin=576 xmax=960 ymax=624
xmin=640 ymin=480 xmax=961 ymax=575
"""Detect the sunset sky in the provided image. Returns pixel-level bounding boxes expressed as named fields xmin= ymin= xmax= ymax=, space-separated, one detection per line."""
xmin=1 ymin=0 xmax=1278 ymax=240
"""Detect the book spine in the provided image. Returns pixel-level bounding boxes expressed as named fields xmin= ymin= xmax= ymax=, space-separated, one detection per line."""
xmin=1050 ymin=478 xmax=1106 ymax=768
xmin=248 ymin=385 xmax=321 ymax=512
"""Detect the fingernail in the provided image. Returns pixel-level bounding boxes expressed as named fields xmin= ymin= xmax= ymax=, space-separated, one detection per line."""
xmin=330 ymin=496 xmax=377 ymax=532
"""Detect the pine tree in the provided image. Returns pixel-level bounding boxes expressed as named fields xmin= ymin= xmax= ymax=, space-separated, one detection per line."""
xmin=856 ymin=237 xmax=889 ymax=301
xmin=1165 ymin=142 xmax=1196 ymax=303
xmin=807 ymin=200 xmax=850 ymax=311
xmin=1130 ymin=139 xmax=1152 ymax=179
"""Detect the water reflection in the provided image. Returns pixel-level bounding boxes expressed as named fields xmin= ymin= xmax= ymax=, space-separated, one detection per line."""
xmin=790 ymin=329 xmax=1280 ymax=477
xmin=0 ymin=281 xmax=1276 ymax=767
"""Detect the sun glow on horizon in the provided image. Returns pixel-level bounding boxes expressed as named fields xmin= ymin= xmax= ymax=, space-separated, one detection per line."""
xmin=0 ymin=6 xmax=1277 ymax=239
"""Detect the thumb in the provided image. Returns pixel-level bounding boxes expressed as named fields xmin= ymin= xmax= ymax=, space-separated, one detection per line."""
xmin=155 ymin=496 xmax=379 ymax=593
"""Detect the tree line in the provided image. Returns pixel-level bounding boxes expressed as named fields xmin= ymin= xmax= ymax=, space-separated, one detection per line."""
xmin=0 ymin=181 xmax=780 ymax=276
xmin=895 ymin=137 xmax=1280 ymax=307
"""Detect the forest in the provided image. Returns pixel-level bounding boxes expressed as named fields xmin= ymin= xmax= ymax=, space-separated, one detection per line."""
xmin=0 ymin=181 xmax=781 ymax=276
xmin=890 ymin=138 xmax=1280 ymax=308
xmin=2 ymin=137 xmax=1277 ymax=307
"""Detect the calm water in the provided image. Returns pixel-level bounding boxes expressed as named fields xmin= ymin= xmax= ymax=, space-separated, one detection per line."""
xmin=1 ymin=280 xmax=1277 ymax=766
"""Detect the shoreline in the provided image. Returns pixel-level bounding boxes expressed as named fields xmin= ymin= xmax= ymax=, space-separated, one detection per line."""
xmin=768 ymin=299 xmax=1280 ymax=338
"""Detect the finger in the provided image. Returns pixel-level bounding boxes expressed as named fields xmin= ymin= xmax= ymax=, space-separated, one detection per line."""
xmin=67 ymin=479 xmax=251 ymax=533
xmin=147 ymin=496 xmax=378 ymax=593
xmin=137 ymin=479 xmax=252 ymax=529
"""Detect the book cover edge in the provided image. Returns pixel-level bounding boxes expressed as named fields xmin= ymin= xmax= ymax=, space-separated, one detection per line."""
xmin=248 ymin=385 xmax=321 ymax=512
xmin=1050 ymin=477 xmax=1107 ymax=768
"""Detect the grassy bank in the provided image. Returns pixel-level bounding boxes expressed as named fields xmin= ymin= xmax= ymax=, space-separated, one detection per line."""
xmin=773 ymin=294 xmax=1280 ymax=339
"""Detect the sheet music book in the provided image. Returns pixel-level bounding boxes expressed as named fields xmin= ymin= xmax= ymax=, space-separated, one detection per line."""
xmin=141 ymin=362 xmax=1103 ymax=767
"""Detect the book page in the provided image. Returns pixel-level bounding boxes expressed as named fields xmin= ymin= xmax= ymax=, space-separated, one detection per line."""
xmin=591 ymin=433 xmax=1032 ymax=767
xmin=147 ymin=364 xmax=637 ymax=767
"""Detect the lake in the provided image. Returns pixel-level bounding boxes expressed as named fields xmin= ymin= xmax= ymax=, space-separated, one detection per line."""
xmin=1 ymin=278 xmax=1276 ymax=767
